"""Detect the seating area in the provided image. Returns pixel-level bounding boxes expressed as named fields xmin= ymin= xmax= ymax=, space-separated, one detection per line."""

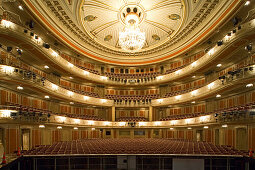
xmin=105 ymin=94 xmax=158 ymax=104
xmin=116 ymin=117 xmax=148 ymax=122
xmin=56 ymin=113 xmax=105 ymax=121
xmin=160 ymin=112 xmax=207 ymax=121
xmin=160 ymin=103 xmax=255 ymax=121
xmin=60 ymin=85 xmax=100 ymax=98
xmin=163 ymin=86 xmax=204 ymax=98
xmin=105 ymin=72 xmax=160 ymax=83
xmin=23 ymin=138 xmax=247 ymax=156
xmin=4 ymin=102 xmax=51 ymax=121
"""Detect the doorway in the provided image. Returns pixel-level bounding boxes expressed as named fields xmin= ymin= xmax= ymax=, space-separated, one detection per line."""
xmin=236 ymin=128 xmax=247 ymax=150
xmin=21 ymin=129 xmax=30 ymax=150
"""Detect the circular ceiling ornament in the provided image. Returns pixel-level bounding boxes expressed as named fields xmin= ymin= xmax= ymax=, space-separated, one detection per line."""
xmin=81 ymin=0 xmax=184 ymax=53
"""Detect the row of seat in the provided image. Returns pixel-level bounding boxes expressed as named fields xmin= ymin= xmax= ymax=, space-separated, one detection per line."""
xmin=159 ymin=103 xmax=255 ymax=121
xmin=163 ymin=86 xmax=204 ymax=98
xmin=105 ymin=94 xmax=159 ymax=100
xmin=60 ymin=86 xmax=100 ymax=98
xmin=160 ymin=112 xmax=207 ymax=121
xmin=23 ymin=138 xmax=247 ymax=156
xmin=55 ymin=113 xmax=105 ymax=121
xmin=116 ymin=117 xmax=148 ymax=122
xmin=105 ymin=72 xmax=160 ymax=79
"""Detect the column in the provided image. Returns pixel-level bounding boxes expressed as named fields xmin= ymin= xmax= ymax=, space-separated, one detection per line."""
xmin=149 ymin=106 xmax=153 ymax=121
xmin=112 ymin=106 xmax=115 ymax=121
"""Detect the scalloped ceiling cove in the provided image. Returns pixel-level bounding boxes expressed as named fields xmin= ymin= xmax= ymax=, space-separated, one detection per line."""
xmin=81 ymin=0 xmax=184 ymax=52
xmin=24 ymin=0 xmax=240 ymax=65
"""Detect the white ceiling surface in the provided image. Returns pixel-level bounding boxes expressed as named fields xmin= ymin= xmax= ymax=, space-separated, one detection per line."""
xmin=81 ymin=0 xmax=184 ymax=51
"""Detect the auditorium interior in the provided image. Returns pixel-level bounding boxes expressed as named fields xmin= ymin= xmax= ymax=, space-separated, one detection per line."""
xmin=0 ymin=0 xmax=255 ymax=169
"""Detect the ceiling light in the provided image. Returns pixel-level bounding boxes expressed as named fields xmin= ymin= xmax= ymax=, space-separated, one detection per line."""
xmin=68 ymin=91 xmax=74 ymax=96
xmin=191 ymin=61 xmax=197 ymax=67
xmin=216 ymin=94 xmax=221 ymax=98
xmin=157 ymin=99 xmax=163 ymax=103
xmin=84 ymin=96 xmax=89 ymax=100
xmin=191 ymin=90 xmax=197 ymax=96
xmin=1 ymin=20 xmax=12 ymax=28
xmin=192 ymin=75 xmax=196 ymax=78
xmin=208 ymin=48 xmax=214 ymax=55
xmin=208 ymin=82 xmax=214 ymax=89
xmin=187 ymin=127 xmax=192 ymax=130
xmin=119 ymin=13 xmax=145 ymax=52
xmin=246 ymin=83 xmax=253 ymax=87
xmin=68 ymin=63 xmax=74 ymax=67
xmin=73 ymin=127 xmax=78 ymax=130
xmin=39 ymin=125 xmax=45 ymax=128
xmin=156 ymin=76 xmax=163 ymax=80
xmin=70 ymin=102 xmax=74 ymax=105
xmin=84 ymin=71 xmax=89 ymax=75
xmin=69 ymin=77 xmax=73 ymax=79
xmin=245 ymin=1 xmax=250 ymax=6
xmin=191 ymin=101 xmax=196 ymax=104
xmin=74 ymin=119 xmax=80 ymax=124
xmin=175 ymin=95 xmax=181 ymax=100
xmin=216 ymin=64 xmax=222 ymax=67
xmin=170 ymin=128 xmax=174 ymax=130
xmin=44 ymin=65 xmax=49 ymax=69
xmin=18 ymin=5 xmax=23 ymax=10
xmin=51 ymin=50 xmax=58 ymax=56
xmin=44 ymin=95 xmax=50 ymax=99
xmin=222 ymin=124 xmax=228 ymax=128
xmin=101 ymin=99 xmax=107 ymax=103
xmin=204 ymin=126 xmax=209 ymax=129
xmin=91 ymin=128 xmax=95 ymax=131
xmin=57 ymin=126 xmax=62 ymax=129
xmin=17 ymin=86 xmax=23 ymax=90
xmin=51 ymin=84 xmax=58 ymax=90
xmin=100 ymin=76 xmax=107 ymax=80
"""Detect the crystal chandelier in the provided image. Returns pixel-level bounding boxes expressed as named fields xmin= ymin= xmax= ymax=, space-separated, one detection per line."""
xmin=119 ymin=13 xmax=145 ymax=52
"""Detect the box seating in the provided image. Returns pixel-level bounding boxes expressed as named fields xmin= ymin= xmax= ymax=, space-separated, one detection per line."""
xmin=23 ymin=138 xmax=248 ymax=156
xmin=116 ymin=117 xmax=148 ymax=122
xmin=160 ymin=102 xmax=255 ymax=121
xmin=60 ymin=85 xmax=100 ymax=98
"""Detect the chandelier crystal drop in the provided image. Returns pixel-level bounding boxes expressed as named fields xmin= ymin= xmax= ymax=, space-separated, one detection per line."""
xmin=119 ymin=13 xmax=145 ymax=52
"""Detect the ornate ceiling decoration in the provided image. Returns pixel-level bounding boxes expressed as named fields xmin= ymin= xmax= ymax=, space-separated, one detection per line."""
xmin=81 ymin=0 xmax=184 ymax=52
xmin=23 ymin=0 xmax=241 ymax=65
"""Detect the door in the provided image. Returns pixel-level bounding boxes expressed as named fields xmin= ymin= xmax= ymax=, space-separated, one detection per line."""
xmin=236 ymin=128 xmax=247 ymax=150
xmin=21 ymin=129 xmax=30 ymax=150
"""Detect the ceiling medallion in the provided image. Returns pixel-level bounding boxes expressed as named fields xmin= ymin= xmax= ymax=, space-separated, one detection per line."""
xmin=84 ymin=15 xmax=97 ymax=22
xmin=169 ymin=14 xmax=181 ymax=20
xmin=152 ymin=34 xmax=160 ymax=41
xmin=104 ymin=35 xmax=113 ymax=41
xmin=119 ymin=6 xmax=145 ymax=52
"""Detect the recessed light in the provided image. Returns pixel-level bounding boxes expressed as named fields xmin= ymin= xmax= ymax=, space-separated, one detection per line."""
xmin=192 ymin=75 xmax=196 ymax=78
xmin=18 ymin=5 xmax=23 ymax=10
xmin=73 ymin=127 xmax=78 ymax=130
xmin=39 ymin=125 xmax=45 ymax=128
xmin=70 ymin=102 xmax=74 ymax=105
xmin=69 ymin=77 xmax=73 ymax=79
xmin=191 ymin=101 xmax=196 ymax=104
xmin=44 ymin=65 xmax=49 ymax=69
xmin=204 ymin=126 xmax=209 ymax=129
xmin=216 ymin=94 xmax=221 ymax=98
xmin=17 ymin=86 xmax=23 ymax=90
xmin=246 ymin=83 xmax=253 ymax=88
xmin=44 ymin=95 xmax=50 ymax=99
xmin=222 ymin=124 xmax=228 ymax=128
xmin=187 ymin=127 xmax=192 ymax=130
xmin=57 ymin=126 xmax=62 ymax=129
xmin=245 ymin=1 xmax=250 ymax=6
xmin=216 ymin=64 xmax=222 ymax=67
xmin=170 ymin=128 xmax=174 ymax=130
